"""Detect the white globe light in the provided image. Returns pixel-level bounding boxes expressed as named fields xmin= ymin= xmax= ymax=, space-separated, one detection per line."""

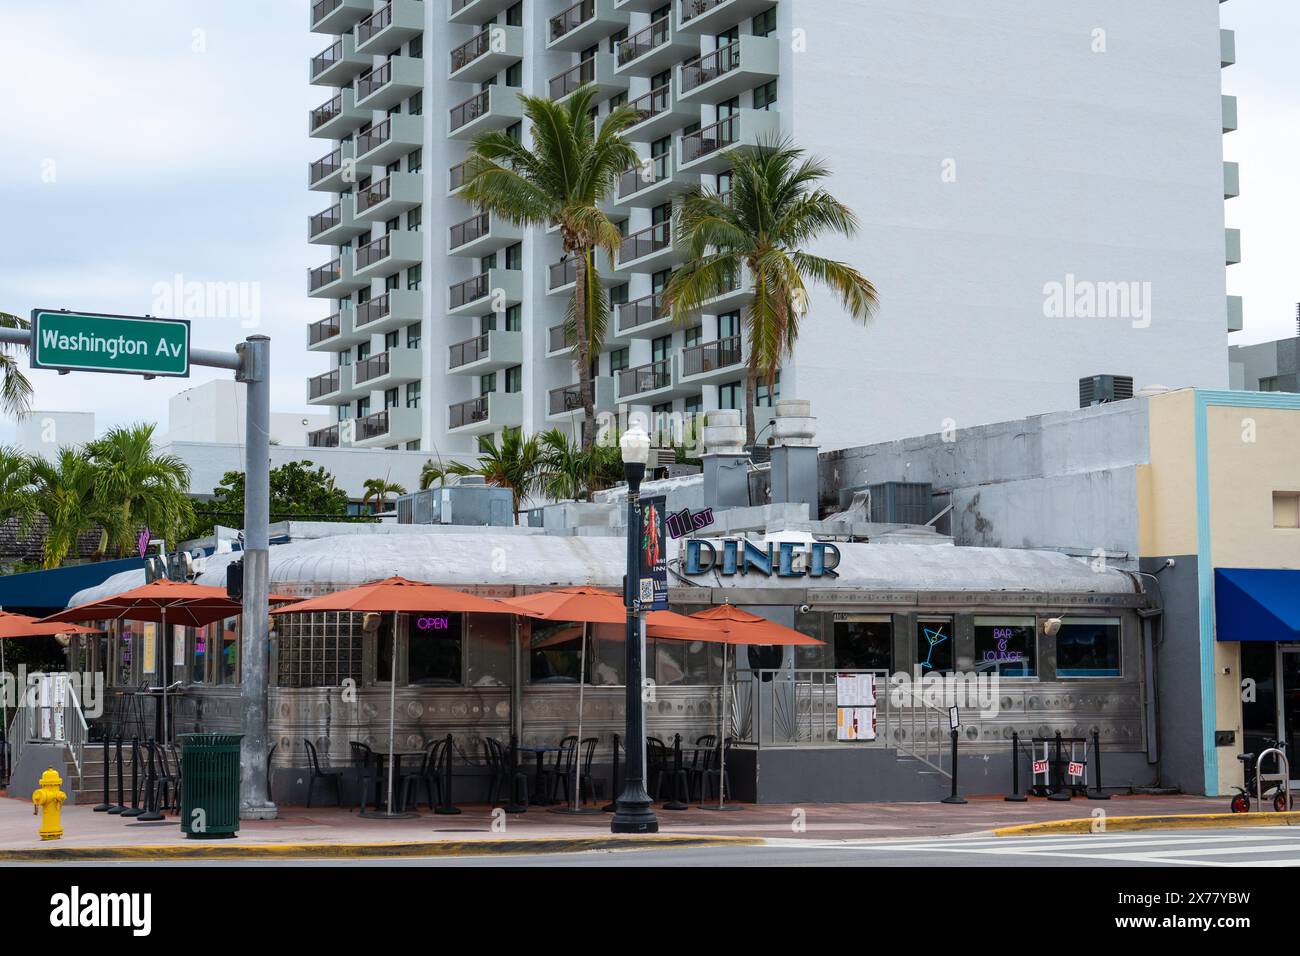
xmin=620 ymin=424 xmax=651 ymax=465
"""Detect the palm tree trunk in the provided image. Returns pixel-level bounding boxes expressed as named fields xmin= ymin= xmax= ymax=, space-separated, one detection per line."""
xmin=574 ymin=248 xmax=595 ymax=452
xmin=743 ymin=362 xmax=759 ymax=449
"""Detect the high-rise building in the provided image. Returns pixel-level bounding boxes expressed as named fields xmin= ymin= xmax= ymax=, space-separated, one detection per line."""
xmin=306 ymin=0 xmax=1239 ymax=454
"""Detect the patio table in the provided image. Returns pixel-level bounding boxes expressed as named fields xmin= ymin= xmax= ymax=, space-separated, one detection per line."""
xmin=515 ymin=744 xmax=562 ymax=804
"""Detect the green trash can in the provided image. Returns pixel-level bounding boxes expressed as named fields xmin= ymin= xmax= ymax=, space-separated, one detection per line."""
xmin=178 ymin=733 xmax=243 ymax=840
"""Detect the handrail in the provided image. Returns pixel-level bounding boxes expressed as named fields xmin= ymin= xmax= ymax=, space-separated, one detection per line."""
xmin=618 ymin=15 xmax=671 ymax=66
xmin=550 ymin=0 xmax=595 ymax=42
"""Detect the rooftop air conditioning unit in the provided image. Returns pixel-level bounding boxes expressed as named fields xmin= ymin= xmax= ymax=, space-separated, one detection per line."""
xmin=1079 ymin=374 xmax=1134 ymax=408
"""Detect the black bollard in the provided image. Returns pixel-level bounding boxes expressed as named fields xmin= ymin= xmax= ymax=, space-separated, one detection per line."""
xmin=107 ymin=737 xmax=126 ymax=814
xmin=602 ymin=733 xmax=621 ymax=812
xmin=434 ymin=733 xmax=461 ymax=815
xmin=1048 ymin=730 xmax=1072 ymax=801
xmin=93 ymin=737 xmax=113 ymax=812
xmin=504 ymin=732 xmax=526 ymax=814
xmin=138 ymin=739 xmax=164 ymax=821
xmin=663 ymin=733 xmax=689 ymax=811
xmin=1087 ymin=728 xmax=1111 ymax=800
xmin=941 ymin=728 xmax=967 ymax=804
xmin=1005 ymin=731 xmax=1028 ymax=802
xmin=121 ymin=737 xmax=144 ymax=818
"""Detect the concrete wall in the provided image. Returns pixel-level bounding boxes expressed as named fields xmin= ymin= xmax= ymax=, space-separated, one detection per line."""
xmin=788 ymin=0 xmax=1231 ymax=450
xmin=167 ymin=379 xmax=330 ymax=446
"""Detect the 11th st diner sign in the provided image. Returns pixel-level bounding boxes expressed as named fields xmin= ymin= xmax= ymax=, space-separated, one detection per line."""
xmin=30 ymin=309 xmax=190 ymax=378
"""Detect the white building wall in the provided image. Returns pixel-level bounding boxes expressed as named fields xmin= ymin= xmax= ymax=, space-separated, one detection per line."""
xmin=15 ymin=411 xmax=96 ymax=460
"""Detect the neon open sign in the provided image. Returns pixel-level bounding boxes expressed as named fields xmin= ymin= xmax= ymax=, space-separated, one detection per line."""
xmin=415 ymin=616 xmax=451 ymax=631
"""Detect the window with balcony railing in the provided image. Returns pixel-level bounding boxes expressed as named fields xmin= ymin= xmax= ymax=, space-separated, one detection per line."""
xmin=450 ymin=272 xmax=490 ymax=309
xmin=356 ymin=410 xmax=391 ymax=441
xmin=309 ymin=369 xmax=340 ymax=400
xmin=450 ymin=89 xmax=491 ymax=131
xmin=551 ymin=0 xmax=595 ymax=43
xmin=311 ymin=94 xmax=343 ymax=131
xmin=310 ymin=148 xmax=342 ymax=185
xmin=548 ymin=382 xmax=589 ymax=416
xmin=680 ymin=0 xmax=728 ymax=23
xmin=616 ymin=292 xmax=666 ymax=332
xmin=548 ymin=324 xmax=576 ymax=353
xmin=357 ymin=3 xmax=394 ymax=46
xmin=356 ymin=61 xmax=392 ymax=100
xmin=312 ymin=0 xmax=343 ymax=27
xmin=449 ymin=161 xmax=470 ymax=192
xmin=619 ymin=359 xmax=672 ymax=397
xmin=682 ymin=335 xmax=742 ymax=376
xmin=627 ymin=84 xmax=671 ymax=127
xmin=618 ymin=16 xmax=671 ymax=66
xmin=681 ymin=42 xmax=743 ymax=93
xmin=311 ymin=39 xmax=344 ymax=78
xmin=356 ymin=176 xmax=390 ymax=214
xmin=307 ymin=423 xmax=340 ymax=448
xmin=549 ymin=257 xmax=579 ymax=290
xmin=356 ymin=293 xmax=390 ymax=328
xmin=549 ymin=57 xmax=597 ymax=100
xmin=449 ymin=396 xmax=490 ymax=429
xmin=309 ymin=315 xmax=342 ymax=346
xmin=309 ymin=204 xmax=342 ymax=238
xmin=309 ymin=259 xmax=344 ymax=292
xmin=356 ymin=235 xmax=391 ymax=269
xmin=450 ymin=30 xmax=493 ymax=73
xmin=449 ymin=213 xmax=489 ymax=249
xmin=618 ymin=221 xmax=671 ymax=265
xmin=681 ymin=114 xmax=739 ymax=163
xmin=449 ymin=334 xmax=490 ymax=369
xmin=619 ymin=154 xmax=669 ymax=199
xmin=355 ymin=350 xmax=390 ymax=384
xmin=357 ymin=119 xmax=392 ymax=156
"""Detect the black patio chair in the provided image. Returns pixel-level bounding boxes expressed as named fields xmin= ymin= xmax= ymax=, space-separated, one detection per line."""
xmin=349 ymin=741 xmax=380 ymax=812
xmin=485 ymin=737 xmax=528 ymax=808
xmin=576 ymin=737 xmax=599 ymax=804
xmin=150 ymin=741 xmax=181 ymax=813
xmin=541 ymin=736 xmax=579 ymax=803
xmin=687 ymin=734 xmax=717 ymax=800
xmin=697 ymin=736 xmax=734 ymax=803
xmin=304 ymin=739 xmax=342 ymax=808
xmin=400 ymin=737 xmax=447 ymax=812
xmin=646 ymin=736 xmax=673 ymax=801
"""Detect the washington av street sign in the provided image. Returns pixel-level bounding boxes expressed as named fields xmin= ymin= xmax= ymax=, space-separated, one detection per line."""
xmin=30 ymin=309 xmax=190 ymax=378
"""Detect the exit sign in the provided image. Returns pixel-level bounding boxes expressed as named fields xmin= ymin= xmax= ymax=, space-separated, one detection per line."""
xmin=30 ymin=309 xmax=190 ymax=378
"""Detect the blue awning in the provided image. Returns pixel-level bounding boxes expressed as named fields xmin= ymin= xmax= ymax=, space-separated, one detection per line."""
xmin=0 ymin=557 xmax=146 ymax=616
xmin=1215 ymin=568 xmax=1300 ymax=642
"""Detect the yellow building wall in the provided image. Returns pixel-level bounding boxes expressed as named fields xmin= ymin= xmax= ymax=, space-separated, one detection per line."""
xmin=1138 ymin=390 xmax=1198 ymax=559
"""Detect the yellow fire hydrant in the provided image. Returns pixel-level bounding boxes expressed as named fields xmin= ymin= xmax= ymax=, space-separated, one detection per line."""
xmin=31 ymin=768 xmax=67 ymax=841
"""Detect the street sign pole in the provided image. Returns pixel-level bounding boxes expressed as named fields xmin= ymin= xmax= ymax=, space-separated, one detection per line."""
xmin=0 ymin=320 xmax=275 ymax=820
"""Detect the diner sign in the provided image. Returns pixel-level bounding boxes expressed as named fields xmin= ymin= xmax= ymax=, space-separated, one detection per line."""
xmin=683 ymin=538 xmax=842 ymax=578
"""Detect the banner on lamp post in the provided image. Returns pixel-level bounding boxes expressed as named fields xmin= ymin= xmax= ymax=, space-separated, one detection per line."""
xmin=639 ymin=495 xmax=668 ymax=610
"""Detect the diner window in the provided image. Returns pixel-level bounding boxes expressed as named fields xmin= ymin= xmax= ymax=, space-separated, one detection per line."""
xmin=275 ymin=612 xmax=364 ymax=688
xmin=407 ymin=613 xmax=463 ymax=686
xmin=916 ymin=618 xmax=954 ymax=674
xmin=653 ymin=637 xmax=723 ymax=686
xmin=529 ymin=620 xmax=589 ymax=683
xmin=833 ymin=615 xmax=893 ymax=670
xmin=1055 ymin=618 xmax=1122 ymax=678
xmin=973 ymin=616 xmax=1037 ymax=677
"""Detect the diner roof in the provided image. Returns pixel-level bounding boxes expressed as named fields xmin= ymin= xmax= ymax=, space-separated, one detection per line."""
xmin=66 ymin=531 xmax=1139 ymax=608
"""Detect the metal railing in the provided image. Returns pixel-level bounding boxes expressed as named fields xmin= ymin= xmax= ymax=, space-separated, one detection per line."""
xmin=357 ymin=2 xmax=394 ymax=46
xmin=449 ymin=334 xmax=490 ymax=369
xmin=310 ymin=147 xmax=343 ymax=185
xmin=450 ymin=88 xmax=492 ymax=131
xmin=310 ymin=93 xmax=344 ymax=131
xmin=308 ymin=258 xmax=344 ymax=292
xmin=681 ymin=41 xmax=742 ymax=93
xmin=548 ymin=382 xmax=589 ymax=415
xmin=550 ymin=0 xmax=595 ymax=42
xmin=450 ymin=29 xmax=493 ymax=72
xmin=308 ymin=314 xmax=342 ymax=345
xmin=354 ymin=350 xmax=390 ymax=384
xmin=308 ymin=368 xmax=340 ymax=399
xmin=308 ymin=424 xmax=340 ymax=448
xmin=618 ymin=358 xmax=671 ymax=397
xmin=616 ymin=292 xmax=665 ymax=332
xmin=449 ymin=271 xmax=491 ymax=309
xmin=681 ymin=114 xmax=739 ymax=164
xmin=619 ymin=153 xmax=670 ymax=199
xmin=356 ymin=176 xmax=390 ymax=214
xmin=357 ymin=119 xmax=393 ymax=156
xmin=681 ymin=0 xmax=729 ymax=23
xmin=548 ymin=324 xmax=576 ymax=353
xmin=550 ymin=56 xmax=596 ymax=100
xmin=5 ymin=675 xmax=89 ymax=781
xmin=355 ymin=410 xmax=391 ymax=441
xmin=618 ymin=221 xmax=671 ymax=265
xmin=356 ymin=293 xmax=391 ymax=328
xmin=309 ymin=203 xmax=341 ymax=238
xmin=449 ymin=396 xmax=490 ymax=429
xmin=682 ymin=335 xmax=741 ymax=376
xmin=312 ymin=0 xmax=344 ymax=26
xmin=618 ymin=15 xmax=671 ymax=66
xmin=549 ymin=257 xmax=578 ymax=289
xmin=449 ymin=213 xmax=490 ymax=249
xmin=311 ymin=39 xmax=344 ymax=78
xmin=356 ymin=60 xmax=392 ymax=100
xmin=627 ymin=84 xmax=671 ymax=128
xmin=448 ymin=161 xmax=470 ymax=192
xmin=356 ymin=234 xmax=392 ymax=270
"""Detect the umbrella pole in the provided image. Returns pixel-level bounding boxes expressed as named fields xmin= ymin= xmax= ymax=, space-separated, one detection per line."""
xmin=550 ymin=622 xmax=600 ymax=815
xmin=386 ymin=614 xmax=397 ymax=814
xmin=702 ymin=643 xmax=741 ymax=811
xmin=160 ymin=608 xmax=167 ymax=746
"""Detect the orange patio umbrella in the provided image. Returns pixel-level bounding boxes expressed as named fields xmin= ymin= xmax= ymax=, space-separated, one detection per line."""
xmin=271 ymin=576 xmax=514 ymax=817
xmin=0 ymin=612 xmax=101 ymax=732
xmin=687 ymin=604 xmax=824 ymax=810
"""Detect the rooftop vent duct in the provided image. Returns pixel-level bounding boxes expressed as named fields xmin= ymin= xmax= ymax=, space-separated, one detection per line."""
xmin=1079 ymin=374 xmax=1134 ymax=408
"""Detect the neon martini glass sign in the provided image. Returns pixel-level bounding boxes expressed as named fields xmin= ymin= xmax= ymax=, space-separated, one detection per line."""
xmin=920 ymin=626 xmax=949 ymax=671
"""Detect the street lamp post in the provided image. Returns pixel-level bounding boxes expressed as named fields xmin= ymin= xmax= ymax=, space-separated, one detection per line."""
xmin=611 ymin=425 xmax=659 ymax=835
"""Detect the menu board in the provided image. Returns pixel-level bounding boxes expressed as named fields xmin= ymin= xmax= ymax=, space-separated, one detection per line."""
xmin=836 ymin=673 xmax=876 ymax=707
xmin=837 ymin=707 xmax=877 ymax=741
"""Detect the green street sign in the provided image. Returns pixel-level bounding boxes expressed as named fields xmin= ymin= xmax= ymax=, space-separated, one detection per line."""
xmin=30 ymin=309 xmax=190 ymax=378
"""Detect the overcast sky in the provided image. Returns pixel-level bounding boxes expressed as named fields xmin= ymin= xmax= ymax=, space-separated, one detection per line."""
xmin=0 ymin=0 xmax=1294 ymax=442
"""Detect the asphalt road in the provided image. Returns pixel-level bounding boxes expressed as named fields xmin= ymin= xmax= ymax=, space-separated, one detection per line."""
xmin=31 ymin=826 xmax=1300 ymax=867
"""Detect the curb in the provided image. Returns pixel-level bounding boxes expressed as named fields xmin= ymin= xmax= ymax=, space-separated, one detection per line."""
xmin=0 ymin=834 xmax=763 ymax=862
xmin=994 ymin=811 xmax=1300 ymax=837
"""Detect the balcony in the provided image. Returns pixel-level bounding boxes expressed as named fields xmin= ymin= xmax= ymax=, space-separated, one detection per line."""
xmin=309 ymin=141 xmax=356 ymax=192
xmin=311 ymin=0 xmax=372 ymax=35
xmin=1226 ymin=227 xmax=1241 ymax=266
xmin=309 ymin=88 xmax=367 ymax=139
xmin=549 ymin=53 xmax=627 ymax=102
xmin=356 ymin=114 xmax=424 ymax=167
xmin=679 ymin=336 xmax=743 ymax=385
xmin=1222 ymin=94 xmax=1237 ymax=133
xmin=615 ymin=152 xmax=692 ymax=208
xmin=354 ymin=288 xmax=423 ymax=335
xmin=615 ymin=291 xmax=672 ymax=338
xmin=617 ymin=221 xmax=681 ymax=271
xmin=448 ymin=212 xmax=523 ymax=257
xmin=548 ymin=0 xmax=629 ymax=52
xmin=448 ymin=329 xmax=523 ymax=374
xmin=449 ymin=26 xmax=524 ymax=83
xmin=307 ymin=424 xmax=341 ymax=448
xmin=613 ymin=0 xmax=664 ymax=10
xmin=615 ymin=14 xmax=698 ymax=76
xmin=679 ymin=109 xmax=781 ymax=174
xmin=311 ymin=34 xmax=370 ymax=86
xmin=547 ymin=323 xmax=577 ymax=356
xmin=679 ymin=36 xmax=779 ymax=103
xmin=1224 ymin=160 xmax=1239 ymax=200
xmin=449 ymin=268 xmax=524 ymax=316
xmin=617 ymin=358 xmax=678 ymax=402
xmin=449 ymin=85 xmax=523 ymax=139
xmin=355 ymin=55 xmax=424 ymax=112
xmin=354 ymin=230 xmax=424 ymax=281
xmin=1227 ymin=295 xmax=1243 ymax=333
xmin=307 ymin=308 xmax=366 ymax=352
xmin=623 ymin=77 xmax=697 ymax=141
xmin=678 ymin=0 xmax=775 ymax=35
xmin=448 ymin=393 xmax=523 ymax=436
xmin=547 ymin=376 xmax=615 ymax=422
xmin=355 ymin=0 xmax=425 ymax=56
xmin=355 ymin=407 xmax=423 ymax=447
xmin=449 ymin=0 xmax=518 ymax=26
xmin=354 ymin=347 xmax=424 ymax=390
xmin=309 ymin=198 xmax=357 ymax=245
xmin=307 ymin=365 xmax=359 ymax=405
xmin=546 ymin=251 xmax=623 ymax=294
xmin=1221 ymin=28 xmax=1236 ymax=68
xmin=355 ymin=170 xmax=424 ymax=223
xmin=699 ymin=264 xmax=753 ymax=313
xmin=308 ymin=254 xmax=366 ymax=298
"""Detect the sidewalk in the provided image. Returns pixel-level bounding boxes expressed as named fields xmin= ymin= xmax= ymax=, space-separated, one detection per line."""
xmin=0 ymin=793 xmax=1232 ymax=859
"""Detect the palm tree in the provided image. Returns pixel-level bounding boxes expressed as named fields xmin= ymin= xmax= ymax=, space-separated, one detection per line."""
xmin=27 ymin=448 xmax=110 ymax=568
xmin=0 ymin=312 xmax=33 ymax=418
xmin=419 ymin=459 xmax=468 ymax=491
xmin=537 ymin=428 xmax=624 ymax=502
xmin=461 ymin=85 xmax=639 ymax=450
xmin=457 ymin=430 xmax=542 ymax=517
xmin=0 ymin=445 xmax=34 ymax=531
xmin=85 ymin=423 xmax=194 ymax=557
xmin=362 ymin=477 xmax=408 ymax=514
xmin=662 ymin=140 xmax=879 ymax=446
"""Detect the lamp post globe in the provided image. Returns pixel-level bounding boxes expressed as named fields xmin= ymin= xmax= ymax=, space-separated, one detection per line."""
xmin=611 ymin=422 xmax=658 ymax=834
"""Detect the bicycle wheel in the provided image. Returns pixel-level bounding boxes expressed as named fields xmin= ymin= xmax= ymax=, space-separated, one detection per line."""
xmin=1230 ymin=792 xmax=1250 ymax=813
xmin=1274 ymin=792 xmax=1290 ymax=813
